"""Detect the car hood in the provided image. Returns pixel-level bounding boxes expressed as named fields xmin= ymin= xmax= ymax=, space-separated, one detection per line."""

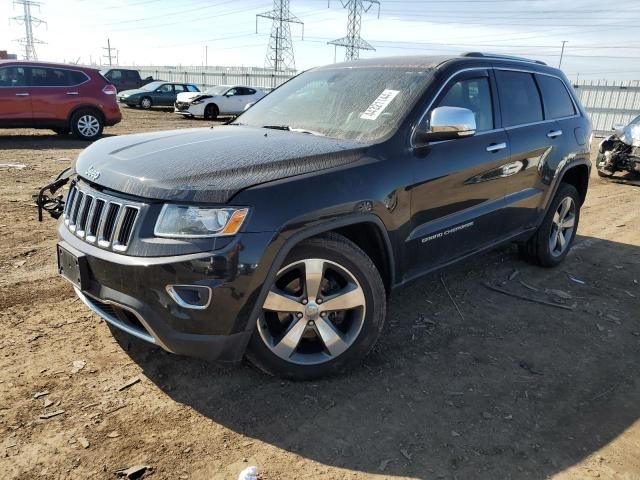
xmin=118 ymin=88 xmax=147 ymax=96
xmin=74 ymin=126 xmax=370 ymax=203
xmin=176 ymin=91 xmax=206 ymax=102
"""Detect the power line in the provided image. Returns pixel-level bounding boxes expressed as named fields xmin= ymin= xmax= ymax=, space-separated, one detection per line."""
xmin=10 ymin=0 xmax=46 ymax=60
xmin=328 ymin=0 xmax=381 ymax=61
xmin=256 ymin=0 xmax=304 ymax=71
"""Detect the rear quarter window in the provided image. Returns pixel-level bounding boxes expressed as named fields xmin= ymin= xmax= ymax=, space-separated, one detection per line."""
xmin=495 ymin=70 xmax=543 ymax=127
xmin=535 ymin=74 xmax=576 ymax=119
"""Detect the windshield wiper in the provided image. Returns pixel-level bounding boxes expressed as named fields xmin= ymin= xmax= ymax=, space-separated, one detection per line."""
xmin=262 ymin=125 xmax=324 ymax=136
xmin=262 ymin=124 xmax=290 ymax=131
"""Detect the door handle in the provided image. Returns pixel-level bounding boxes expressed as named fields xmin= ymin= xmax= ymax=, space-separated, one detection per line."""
xmin=486 ymin=142 xmax=507 ymax=152
xmin=547 ymin=130 xmax=563 ymax=138
xmin=66 ymin=92 xmax=79 ymax=95
xmin=15 ymin=93 xmax=29 ymax=96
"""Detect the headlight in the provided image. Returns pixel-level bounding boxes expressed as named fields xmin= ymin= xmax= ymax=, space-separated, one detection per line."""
xmin=190 ymin=100 xmax=204 ymax=105
xmin=154 ymin=205 xmax=249 ymax=238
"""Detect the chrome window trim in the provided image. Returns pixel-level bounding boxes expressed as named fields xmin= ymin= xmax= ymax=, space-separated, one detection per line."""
xmin=410 ymin=65 xmax=582 ymax=148
xmin=0 ymin=64 xmax=91 ymax=88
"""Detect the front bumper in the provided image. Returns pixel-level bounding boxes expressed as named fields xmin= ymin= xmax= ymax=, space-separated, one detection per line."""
xmin=58 ymin=224 xmax=276 ymax=363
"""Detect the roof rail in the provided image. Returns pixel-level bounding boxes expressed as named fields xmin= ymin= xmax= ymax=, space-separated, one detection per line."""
xmin=461 ymin=52 xmax=547 ymax=66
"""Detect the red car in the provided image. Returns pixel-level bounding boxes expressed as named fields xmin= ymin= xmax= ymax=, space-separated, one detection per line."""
xmin=0 ymin=60 xmax=121 ymax=140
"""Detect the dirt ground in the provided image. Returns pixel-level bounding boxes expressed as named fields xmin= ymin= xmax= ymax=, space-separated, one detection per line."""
xmin=1 ymin=108 xmax=639 ymax=480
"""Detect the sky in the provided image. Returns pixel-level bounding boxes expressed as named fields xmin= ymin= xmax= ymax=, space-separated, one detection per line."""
xmin=1 ymin=0 xmax=639 ymax=81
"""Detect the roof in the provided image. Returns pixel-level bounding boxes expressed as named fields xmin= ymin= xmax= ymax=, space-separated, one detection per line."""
xmin=0 ymin=59 xmax=99 ymax=71
xmin=316 ymin=52 xmax=556 ymax=72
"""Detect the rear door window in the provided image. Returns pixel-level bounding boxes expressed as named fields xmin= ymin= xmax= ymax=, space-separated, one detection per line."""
xmin=0 ymin=66 xmax=27 ymax=87
xmin=495 ymin=70 xmax=543 ymax=127
xmin=535 ymin=74 xmax=576 ymax=119
xmin=174 ymin=84 xmax=186 ymax=93
xmin=436 ymin=76 xmax=494 ymax=132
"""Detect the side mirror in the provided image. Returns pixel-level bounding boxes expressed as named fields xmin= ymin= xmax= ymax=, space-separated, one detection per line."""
xmin=417 ymin=106 xmax=477 ymax=143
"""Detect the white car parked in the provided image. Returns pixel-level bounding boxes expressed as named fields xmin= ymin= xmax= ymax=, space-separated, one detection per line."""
xmin=174 ymin=85 xmax=266 ymax=119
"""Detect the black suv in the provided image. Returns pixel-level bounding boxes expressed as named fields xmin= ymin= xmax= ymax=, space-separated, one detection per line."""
xmin=54 ymin=53 xmax=591 ymax=379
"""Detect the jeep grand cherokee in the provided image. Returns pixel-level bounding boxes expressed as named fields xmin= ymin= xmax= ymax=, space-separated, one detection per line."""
xmin=53 ymin=53 xmax=592 ymax=379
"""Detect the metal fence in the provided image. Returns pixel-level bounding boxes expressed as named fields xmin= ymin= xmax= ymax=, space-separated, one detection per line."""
xmin=573 ymin=80 xmax=640 ymax=134
xmin=131 ymin=65 xmax=296 ymax=91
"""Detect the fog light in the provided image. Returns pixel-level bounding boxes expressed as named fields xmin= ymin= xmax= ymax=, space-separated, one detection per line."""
xmin=166 ymin=285 xmax=212 ymax=310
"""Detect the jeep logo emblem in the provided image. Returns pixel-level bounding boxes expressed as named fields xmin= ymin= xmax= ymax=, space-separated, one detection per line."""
xmin=85 ymin=167 xmax=100 ymax=181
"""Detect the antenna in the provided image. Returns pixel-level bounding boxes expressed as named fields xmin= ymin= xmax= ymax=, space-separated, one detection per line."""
xmin=10 ymin=0 xmax=46 ymax=60
xmin=256 ymin=0 xmax=304 ymax=72
xmin=328 ymin=0 xmax=380 ymax=62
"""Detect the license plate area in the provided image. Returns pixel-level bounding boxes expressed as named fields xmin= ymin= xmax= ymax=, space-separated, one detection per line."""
xmin=57 ymin=244 xmax=89 ymax=290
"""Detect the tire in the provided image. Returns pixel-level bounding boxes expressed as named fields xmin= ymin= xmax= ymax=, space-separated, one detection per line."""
xmin=140 ymin=97 xmax=152 ymax=109
xmin=246 ymin=233 xmax=386 ymax=380
xmin=204 ymin=104 xmax=219 ymax=120
xmin=520 ymin=183 xmax=580 ymax=267
xmin=70 ymin=109 xmax=104 ymax=141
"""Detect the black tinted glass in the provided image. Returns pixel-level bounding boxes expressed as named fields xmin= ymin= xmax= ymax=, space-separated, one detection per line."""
xmin=536 ymin=74 xmax=575 ymax=119
xmin=437 ymin=77 xmax=494 ymax=131
xmin=0 ymin=67 xmax=27 ymax=87
xmin=495 ymin=70 xmax=543 ymax=127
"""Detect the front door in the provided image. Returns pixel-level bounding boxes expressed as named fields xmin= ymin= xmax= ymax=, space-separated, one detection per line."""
xmin=0 ymin=65 xmax=32 ymax=127
xmin=153 ymin=83 xmax=175 ymax=106
xmin=406 ymin=70 xmax=514 ymax=277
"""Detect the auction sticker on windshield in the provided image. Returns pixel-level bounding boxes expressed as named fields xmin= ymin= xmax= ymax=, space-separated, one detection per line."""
xmin=360 ymin=89 xmax=400 ymax=120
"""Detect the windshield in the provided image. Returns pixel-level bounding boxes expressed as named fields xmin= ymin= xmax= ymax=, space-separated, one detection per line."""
xmin=236 ymin=67 xmax=433 ymax=142
xmin=141 ymin=81 xmax=165 ymax=91
xmin=205 ymin=86 xmax=229 ymax=96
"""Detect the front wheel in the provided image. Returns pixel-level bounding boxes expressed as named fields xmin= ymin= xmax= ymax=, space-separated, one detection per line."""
xmin=246 ymin=233 xmax=386 ymax=380
xmin=140 ymin=97 xmax=152 ymax=109
xmin=204 ymin=104 xmax=219 ymax=120
xmin=520 ymin=183 xmax=580 ymax=267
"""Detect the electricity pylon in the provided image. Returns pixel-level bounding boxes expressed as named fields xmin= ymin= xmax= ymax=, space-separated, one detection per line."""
xmin=256 ymin=0 xmax=304 ymax=72
xmin=10 ymin=0 xmax=46 ymax=60
xmin=328 ymin=0 xmax=380 ymax=62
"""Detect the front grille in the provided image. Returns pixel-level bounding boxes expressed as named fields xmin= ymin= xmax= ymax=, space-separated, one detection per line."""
xmin=175 ymin=102 xmax=190 ymax=111
xmin=64 ymin=183 xmax=141 ymax=252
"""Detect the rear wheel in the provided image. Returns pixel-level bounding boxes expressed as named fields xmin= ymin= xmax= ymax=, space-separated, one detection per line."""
xmin=140 ymin=97 xmax=152 ymax=109
xmin=520 ymin=183 xmax=580 ymax=267
xmin=247 ymin=233 xmax=386 ymax=380
xmin=204 ymin=104 xmax=219 ymax=120
xmin=70 ymin=109 xmax=103 ymax=141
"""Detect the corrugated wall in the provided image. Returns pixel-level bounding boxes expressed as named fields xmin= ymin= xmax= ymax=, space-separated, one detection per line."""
xmin=573 ymin=80 xmax=640 ymax=134
xmin=131 ymin=65 xmax=296 ymax=90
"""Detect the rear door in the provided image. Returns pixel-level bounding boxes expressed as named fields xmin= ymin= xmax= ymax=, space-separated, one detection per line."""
xmin=407 ymin=69 xmax=513 ymax=276
xmin=29 ymin=66 xmax=90 ymax=124
xmin=494 ymin=69 xmax=565 ymax=232
xmin=0 ymin=65 xmax=32 ymax=126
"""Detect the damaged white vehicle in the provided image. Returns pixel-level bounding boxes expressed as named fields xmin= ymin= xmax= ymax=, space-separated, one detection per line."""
xmin=174 ymin=85 xmax=266 ymax=120
xmin=597 ymin=115 xmax=640 ymax=183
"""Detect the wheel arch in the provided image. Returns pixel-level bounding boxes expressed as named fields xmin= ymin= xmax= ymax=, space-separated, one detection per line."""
xmin=559 ymin=162 xmax=590 ymax=206
xmin=67 ymin=104 xmax=105 ymax=126
xmin=241 ymin=214 xmax=395 ymax=337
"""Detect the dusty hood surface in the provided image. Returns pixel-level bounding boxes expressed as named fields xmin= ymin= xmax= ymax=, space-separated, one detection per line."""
xmin=615 ymin=124 xmax=640 ymax=147
xmin=75 ymin=126 xmax=369 ymax=203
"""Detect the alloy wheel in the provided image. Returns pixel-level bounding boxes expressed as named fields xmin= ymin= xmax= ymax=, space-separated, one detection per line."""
xmin=257 ymin=258 xmax=366 ymax=365
xmin=549 ymin=196 xmax=576 ymax=257
xmin=77 ymin=115 xmax=100 ymax=139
